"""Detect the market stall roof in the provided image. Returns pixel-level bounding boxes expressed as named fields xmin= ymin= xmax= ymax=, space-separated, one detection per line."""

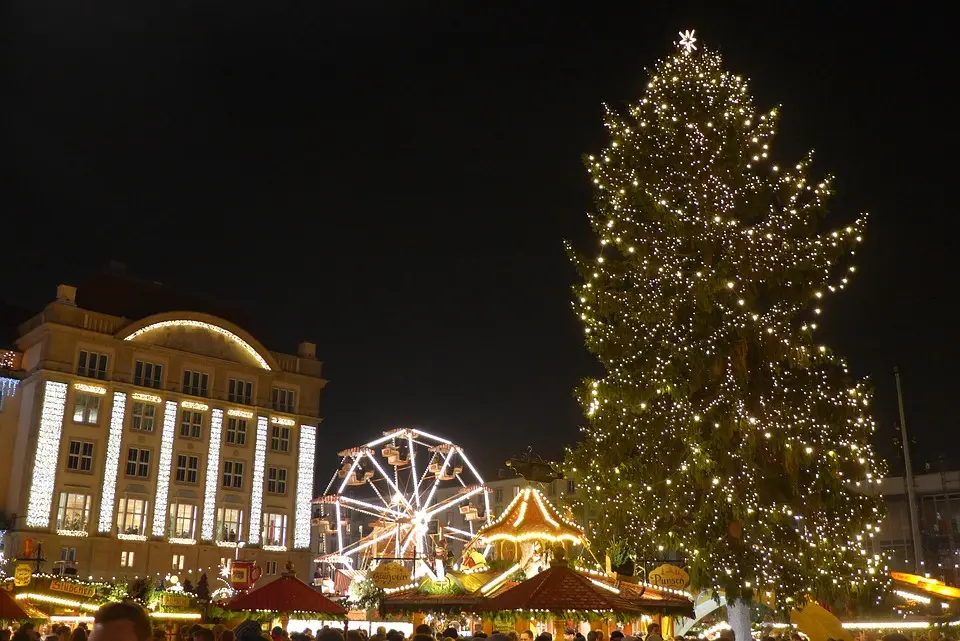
xmin=890 ymin=571 xmax=960 ymax=601
xmin=612 ymin=579 xmax=695 ymax=616
xmin=0 ymin=589 xmax=45 ymax=620
xmin=478 ymin=556 xmax=644 ymax=616
xmin=380 ymin=571 xmax=516 ymax=614
xmin=224 ymin=564 xmax=346 ymax=615
xmin=476 ymin=487 xmax=585 ymax=546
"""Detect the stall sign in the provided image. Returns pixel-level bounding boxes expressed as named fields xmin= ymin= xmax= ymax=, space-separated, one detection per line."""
xmin=51 ymin=579 xmax=97 ymax=599
xmin=14 ymin=563 xmax=33 ymax=587
xmin=647 ymin=564 xmax=690 ymax=589
xmin=160 ymin=593 xmax=192 ymax=608
xmin=370 ymin=562 xmax=411 ymax=589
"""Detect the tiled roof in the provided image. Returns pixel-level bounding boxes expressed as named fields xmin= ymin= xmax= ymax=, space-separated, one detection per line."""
xmin=225 ymin=573 xmax=346 ymax=615
xmin=479 ymin=561 xmax=643 ymax=614
xmin=478 ymin=487 xmax=585 ymax=545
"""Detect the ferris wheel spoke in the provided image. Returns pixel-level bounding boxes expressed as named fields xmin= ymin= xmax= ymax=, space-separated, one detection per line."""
xmin=454 ymin=473 xmax=467 ymax=487
xmin=366 ymin=453 xmax=415 ymax=512
xmin=423 ymin=448 xmax=456 ymax=510
xmin=323 ymin=456 xmax=347 ymax=496
xmin=408 ymin=433 xmax=421 ymax=509
xmin=340 ymin=495 xmax=406 ymax=519
xmin=338 ymin=526 xmax=403 ymax=558
xmin=457 ymin=447 xmax=486 ymax=484
xmin=425 ymin=485 xmax=484 ymax=519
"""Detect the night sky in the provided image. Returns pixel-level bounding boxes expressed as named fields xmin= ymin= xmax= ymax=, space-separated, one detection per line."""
xmin=2 ymin=2 xmax=953 ymax=480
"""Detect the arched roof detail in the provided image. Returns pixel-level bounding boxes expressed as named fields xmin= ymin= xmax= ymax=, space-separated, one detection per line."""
xmin=116 ymin=311 xmax=279 ymax=371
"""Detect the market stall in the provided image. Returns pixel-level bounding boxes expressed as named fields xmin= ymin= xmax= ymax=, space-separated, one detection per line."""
xmin=222 ymin=562 xmax=346 ymax=630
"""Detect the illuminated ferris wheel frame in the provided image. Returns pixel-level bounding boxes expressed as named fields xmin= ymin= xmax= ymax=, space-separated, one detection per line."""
xmin=314 ymin=428 xmax=492 ymax=579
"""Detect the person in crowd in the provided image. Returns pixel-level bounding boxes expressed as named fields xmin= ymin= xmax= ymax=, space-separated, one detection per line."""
xmin=232 ymin=622 xmax=265 ymax=641
xmin=413 ymin=635 xmax=434 ymax=641
xmin=152 ymin=630 xmax=166 ymax=641
xmin=89 ymin=602 xmax=153 ymax=641
xmin=534 ymin=633 xmax=551 ymax=641
xmin=415 ymin=628 xmax=431 ymax=637
xmin=441 ymin=631 xmax=458 ymax=641
xmin=271 ymin=629 xmax=287 ymax=641
xmin=69 ymin=629 xmax=87 ymax=641
xmin=610 ymin=633 xmax=623 ymax=641
xmin=506 ymin=633 xmax=519 ymax=641
xmin=221 ymin=631 xmax=233 ymax=641
xmin=564 ymin=630 xmax=576 ymax=641
xmin=345 ymin=631 xmax=364 ymax=641
xmin=193 ymin=629 xmax=214 ymax=641
xmin=519 ymin=632 xmax=534 ymax=641
xmin=316 ymin=630 xmax=343 ymax=641
xmin=644 ymin=626 xmax=663 ymax=641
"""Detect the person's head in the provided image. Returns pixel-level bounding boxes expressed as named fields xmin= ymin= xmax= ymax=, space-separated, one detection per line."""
xmin=536 ymin=634 xmax=552 ymax=641
xmin=90 ymin=602 xmax=152 ymax=641
xmin=413 ymin=636 xmax=434 ymax=641
xmin=316 ymin=631 xmax=343 ymax=641
xmin=519 ymin=633 xmax=533 ymax=641
xmin=610 ymin=634 xmax=623 ymax=641
xmin=441 ymin=631 xmax=457 ymax=641
xmin=272 ymin=631 xmax=284 ymax=639
xmin=474 ymin=635 xmax=487 ymax=640
xmin=193 ymin=630 xmax=214 ymax=641
xmin=304 ymin=633 xmax=313 ymax=639
xmin=153 ymin=631 xmax=167 ymax=641
xmin=346 ymin=632 xmax=364 ymax=641
xmin=647 ymin=628 xmax=659 ymax=638
xmin=70 ymin=630 xmax=88 ymax=641
xmin=564 ymin=630 xmax=576 ymax=641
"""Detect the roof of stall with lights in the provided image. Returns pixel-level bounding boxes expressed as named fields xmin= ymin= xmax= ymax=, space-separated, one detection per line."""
xmin=224 ymin=566 xmax=346 ymax=615
xmin=476 ymin=486 xmax=585 ymax=545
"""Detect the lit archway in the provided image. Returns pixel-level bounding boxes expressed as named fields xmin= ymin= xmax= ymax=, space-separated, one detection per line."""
xmin=118 ymin=313 xmax=278 ymax=371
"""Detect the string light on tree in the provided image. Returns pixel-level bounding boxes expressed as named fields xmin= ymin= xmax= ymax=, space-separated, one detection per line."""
xmin=564 ymin=30 xmax=886 ymax=639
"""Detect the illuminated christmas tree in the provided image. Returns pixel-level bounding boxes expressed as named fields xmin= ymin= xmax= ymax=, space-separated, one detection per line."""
xmin=565 ymin=30 xmax=885 ymax=633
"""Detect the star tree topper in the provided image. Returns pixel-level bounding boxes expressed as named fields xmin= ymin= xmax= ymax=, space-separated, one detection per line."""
xmin=678 ymin=29 xmax=697 ymax=54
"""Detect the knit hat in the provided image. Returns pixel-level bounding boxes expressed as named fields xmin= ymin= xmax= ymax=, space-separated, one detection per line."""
xmin=234 ymin=620 xmax=264 ymax=641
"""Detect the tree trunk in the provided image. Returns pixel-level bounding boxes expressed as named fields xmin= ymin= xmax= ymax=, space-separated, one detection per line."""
xmin=727 ymin=598 xmax=751 ymax=641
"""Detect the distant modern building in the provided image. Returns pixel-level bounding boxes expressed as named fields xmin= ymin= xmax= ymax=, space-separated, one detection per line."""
xmin=862 ymin=470 xmax=960 ymax=582
xmin=0 ymin=282 xmax=325 ymax=583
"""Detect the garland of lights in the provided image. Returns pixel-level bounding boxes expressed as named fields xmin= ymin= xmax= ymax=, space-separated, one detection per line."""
xmin=294 ymin=424 xmax=316 ymax=549
xmin=248 ymin=415 xmax=268 ymax=545
xmin=99 ymin=391 xmax=128 ymax=533
xmin=27 ymin=381 xmax=68 ymax=527
xmin=123 ymin=319 xmax=273 ymax=370
xmin=564 ymin=31 xmax=886 ymax=610
xmin=152 ymin=401 xmax=178 ymax=537
xmin=201 ymin=408 xmax=225 ymax=541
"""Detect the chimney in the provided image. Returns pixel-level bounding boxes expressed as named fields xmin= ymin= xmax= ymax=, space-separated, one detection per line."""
xmin=297 ymin=341 xmax=316 ymax=359
xmin=56 ymin=284 xmax=77 ymax=305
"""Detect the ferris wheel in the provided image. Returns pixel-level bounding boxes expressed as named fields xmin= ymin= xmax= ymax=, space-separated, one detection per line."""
xmin=314 ymin=428 xmax=491 ymax=579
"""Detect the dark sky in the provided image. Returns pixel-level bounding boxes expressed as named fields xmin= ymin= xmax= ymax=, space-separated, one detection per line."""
xmin=1 ymin=2 xmax=953 ymax=480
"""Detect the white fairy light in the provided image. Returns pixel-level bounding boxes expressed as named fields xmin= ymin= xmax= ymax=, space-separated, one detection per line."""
xmin=124 ymin=319 xmax=272 ymax=370
xmin=151 ymin=401 xmax=178 ymax=537
xmin=248 ymin=416 xmax=268 ymax=545
xmin=98 ymin=391 xmax=128 ymax=533
xmin=73 ymin=382 xmax=106 ymax=395
xmin=200 ymin=408 xmax=224 ymax=541
xmin=26 ymin=381 xmax=68 ymax=527
xmin=295 ymin=423 xmax=316 ymax=549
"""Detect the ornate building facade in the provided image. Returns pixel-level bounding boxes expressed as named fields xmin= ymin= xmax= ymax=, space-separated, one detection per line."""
xmin=0 ymin=283 xmax=324 ymax=583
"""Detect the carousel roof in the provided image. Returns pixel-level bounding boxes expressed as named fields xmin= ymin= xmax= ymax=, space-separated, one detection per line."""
xmin=224 ymin=565 xmax=346 ymax=615
xmin=477 ymin=487 xmax=585 ymax=545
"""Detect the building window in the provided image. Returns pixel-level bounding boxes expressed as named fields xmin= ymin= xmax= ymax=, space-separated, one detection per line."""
xmin=57 ymin=493 xmax=91 ymax=531
xmin=125 ymin=448 xmax=151 ymax=478
xmin=265 ymin=560 xmax=278 ymax=576
xmin=170 ymin=504 xmax=197 ymax=538
xmin=263 ymin=513 xmax=287 ymax=547
xmin=494 ymin=488 xmax=503 ymax=503
xmin=121 ymin=551 xmax=135 ymax=567
xmin=216 ymin=507 xmax=243 ymax=542
xmin=77 ymin=350 xmax=108 ymax=379
xmin=225 ymin=418 xmax=247 ymax=446
xmin=73 ymin=393 xmax=100 ymax=424
xmin=271 ymin=387 xmax=296 ymax=413
xmin=547 ymin=483 xmax=556 ymax=497
xmin=66 ymin=440 xmax=94 ymax=473
xmin=60 ymin=547 xmax=77 ymax=563
xmin=118 ymin=498 xmax=149 ymax=536
xmin=222 ymin=460 xmax=244 ymax=489
xmin=134 ymin=360 xmax=163 ymax=388
xmin=179 ymin=410 xmax=203 ymax=439
xmin=267 ymin=467 xmax=288 ymax=494
xmin=131 ymin=402 xmax=156 ymax=432
xmin=182 ymin=370 xmax=209 ymax=397
xmin=270 ymin=425 xmax=290 ymax=453
xmin=175 ymin=454 xmax=200 ymax=484
xmin=566 ymin=479 xmax=575 ymax=494
xmin=228 ymin=378 xmax=253 ymax=404
xmin=172 ymin=554 xmax=185 ymax=571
